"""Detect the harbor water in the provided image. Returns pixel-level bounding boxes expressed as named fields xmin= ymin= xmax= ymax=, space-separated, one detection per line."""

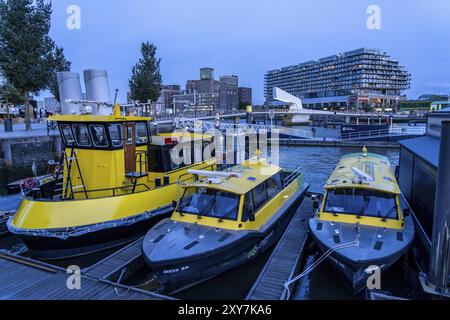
xmin=0 ymin=145 xmax=422 ymax=300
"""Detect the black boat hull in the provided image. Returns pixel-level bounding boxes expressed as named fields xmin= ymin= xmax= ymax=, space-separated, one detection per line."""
xmin=144 ymin=186 xmax=308 ymax=294
xmin=14 ymin=206 xmax=174 ymax=260
xmin=309 ymin=215 xmax=415 ymax=295
xmin=314 ymin=239 xmax=409 ymax=294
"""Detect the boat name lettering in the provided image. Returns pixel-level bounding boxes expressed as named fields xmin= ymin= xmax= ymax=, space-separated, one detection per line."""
xmin=163 ymin=266 xmax=190 ymax=274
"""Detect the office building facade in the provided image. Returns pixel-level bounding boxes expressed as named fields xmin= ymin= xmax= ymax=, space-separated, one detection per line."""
xmin=219 ymin=76 xmax=239 ymax=112
xmin=175 ymin=68 xmax=242 ymax=113
xmin=238 ymin=87 xmax=252 ymax=108
xmin=265 ymin=48 xmax=411 ymax=110
xmin=158 ymin=85 xmax=181 ymax=114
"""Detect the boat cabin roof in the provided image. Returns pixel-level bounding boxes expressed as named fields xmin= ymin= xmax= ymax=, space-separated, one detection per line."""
xmin=183 ymin=159 xmax=281 ymax=195
xmin=49 ymin=114 xmax=152 ymax=123
xmin=325 ymin=152 xmax=400 ymax=195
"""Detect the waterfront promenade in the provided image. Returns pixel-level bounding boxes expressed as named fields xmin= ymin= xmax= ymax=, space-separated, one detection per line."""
xmin=0 ymin=123 xmax=58 ymax=139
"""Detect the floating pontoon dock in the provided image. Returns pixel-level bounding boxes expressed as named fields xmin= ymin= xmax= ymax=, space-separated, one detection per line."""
xmin=0 ymin=251 xmax=171 ymax=300
xmin=83 ymin=238 xmax=145 ymax=282
xmin=246 ymin=195 xmax=314 ymax=300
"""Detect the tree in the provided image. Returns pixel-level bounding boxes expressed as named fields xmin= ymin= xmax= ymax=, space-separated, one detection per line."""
xmin=0 ymin=80 xmax=22 ymax=119
xmin=0 ymin=81 xmax=22 ymax=105
xmin=129 ymin=42 xmax=162 ymax=105
xmin=0 ymin=0 xmax=57 ymax=130
xmin=48 ymin=46 xmax=72 ymax=102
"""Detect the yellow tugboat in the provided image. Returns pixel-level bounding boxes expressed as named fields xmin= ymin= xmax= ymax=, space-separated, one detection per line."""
xmin=309 ymin=148 xmax=415 ymax=294
xmin=8 ymin=106 xmax=215 ymax=259
xmin=142 ymin=157 xmax=308 ymax=293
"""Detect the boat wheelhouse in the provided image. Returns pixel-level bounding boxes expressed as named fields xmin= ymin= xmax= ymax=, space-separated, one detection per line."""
xmin=142 ymin=158 xmax=308 ymax=293
xmin=309 ymin=149 xmax=415 ymax=294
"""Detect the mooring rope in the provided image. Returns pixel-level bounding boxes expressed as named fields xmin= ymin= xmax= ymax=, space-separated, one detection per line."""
xmin=283 ymin=239 xmax=360 ymax=300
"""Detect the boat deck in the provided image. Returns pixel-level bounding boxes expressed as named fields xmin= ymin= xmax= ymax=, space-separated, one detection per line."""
xmin=83 ymin=238 xmax=145 ymax=282
xmin=0 ymin=251 xmax=171 ymax=300
xmin=246 ymin=196 xmax=314 ymax=300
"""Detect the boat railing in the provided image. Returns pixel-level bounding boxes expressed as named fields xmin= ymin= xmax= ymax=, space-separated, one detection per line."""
xmin=71 ymin=183 xmax=152 ymax=198
xmin=282 ymin=166 xmax=304 ymax=188
xmin=339 ymin=126 xmax=427 ymax=141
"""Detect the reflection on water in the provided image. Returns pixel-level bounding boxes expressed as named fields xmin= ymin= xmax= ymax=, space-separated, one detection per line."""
xmin=1 ymin=145 xmax=414 ymax=300
xmin=0 ymin=163 xmax=48 ymax=195
xmin=280 ymin=146 xmax=400 ymax=193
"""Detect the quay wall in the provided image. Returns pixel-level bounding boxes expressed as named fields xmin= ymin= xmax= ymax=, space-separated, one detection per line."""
xmin=277 ymin=138 xmax=400 ymax=148
xmin=0 ymin=135 xmax=62 ymax=169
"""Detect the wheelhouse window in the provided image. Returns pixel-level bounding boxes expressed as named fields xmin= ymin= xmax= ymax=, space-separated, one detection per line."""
xmin=242 ymin=192 xmax=254 ymax=222
xmin=136 ymin=122 xmax=149 ymax=145
xmin=60 ymin=124 xmax=75 ymax=146
xmin=72 ymin=124 xmax=92 ymax=147
xmin=89 ymin=125 xmax=109 ymax=148
xmin=324 ymin=188 xmax=399 ymax=219
xmin=109 ymin=124 xmax=123 ymax=147
xmin=178 ymin=187 xmax=240 ymax=221
xmin=126 ymin=126 xmax=133 ymax=145
xmin=265 ymin=172 xmax=282 ymax=198
xmin=252 ymin=183 xmax=268 ymax=211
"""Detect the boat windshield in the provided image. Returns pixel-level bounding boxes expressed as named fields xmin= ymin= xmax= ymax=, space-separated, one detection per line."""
xmin=178 ymin=187 xmax=240 ymax=221
xmin=324 ymin=188 xmax=398 ymax=219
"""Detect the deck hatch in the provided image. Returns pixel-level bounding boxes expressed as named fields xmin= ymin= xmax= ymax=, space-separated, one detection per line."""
xmin=152 ymin=235 xmax=165 ymax=243
xmin=316 ymin=223 xmax=323 ymax=231
xmin=218 ymin=233 xmax=232 ymax=243
xmin=184 ymin=241 xmax=200 ymax=250
xmin=396 ymin=232 xmax=404 ymax=242
xmin=333 ymin=235 xmax=341 ymax=244
xmin=154 ymin=222 xmax=168 ymax=231
xmin=374 ymin=241 xmax=383 ymax=251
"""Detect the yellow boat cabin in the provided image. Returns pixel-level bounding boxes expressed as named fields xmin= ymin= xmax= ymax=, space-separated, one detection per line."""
xmin=317 ymin=149 xmax=406 ymax=230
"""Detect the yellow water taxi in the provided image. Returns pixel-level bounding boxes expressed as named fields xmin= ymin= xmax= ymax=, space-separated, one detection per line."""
xmin=142 ymin=157 xmax=307 ymax=293
xmin=309 ymin=148 xmax=415 ymax=294
xmin=8 ymin=106 xmax=215 ymax=259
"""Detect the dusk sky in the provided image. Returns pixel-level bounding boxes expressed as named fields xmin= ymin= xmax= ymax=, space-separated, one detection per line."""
xmin=48 ymin=0 xmax=450 ymax=103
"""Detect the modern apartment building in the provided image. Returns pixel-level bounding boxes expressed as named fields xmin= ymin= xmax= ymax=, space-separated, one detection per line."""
xmin=265 ymin=48 xmax=411 ymax=110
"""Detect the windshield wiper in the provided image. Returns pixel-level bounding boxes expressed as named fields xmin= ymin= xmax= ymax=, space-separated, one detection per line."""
xmin=218 ymin=206 xmax=237 ymax=223
xmin=381 ymin=204 xmax=397 ymax=222
xmin=357 ymin=198 xmax=370 ymax=219
xmin=324 ymin=198 xmax=339 ymax=217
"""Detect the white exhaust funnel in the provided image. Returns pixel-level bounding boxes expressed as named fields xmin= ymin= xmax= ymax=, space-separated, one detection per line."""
xmin=83 ymin=69 xmax=112 ymax=115
xmin=57 ymin=72 xmax=83 ymax=115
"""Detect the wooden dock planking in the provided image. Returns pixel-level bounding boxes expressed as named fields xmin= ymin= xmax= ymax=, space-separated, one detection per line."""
xmin=83 ymin=238 xmax=144 ymax=281
xmin=246 ymin=197 xmax=314 ymax=300
xmin=0 ymin=252 xmax=170 ymax=300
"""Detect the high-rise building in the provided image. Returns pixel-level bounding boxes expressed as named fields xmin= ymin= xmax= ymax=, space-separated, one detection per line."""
xmin=219 ymin=76 xmax=239 ymax=112
xmin=265 ymin=48 xmax=411 ymax=110
xmin=238 ymin=87 xmax=252 ymax=108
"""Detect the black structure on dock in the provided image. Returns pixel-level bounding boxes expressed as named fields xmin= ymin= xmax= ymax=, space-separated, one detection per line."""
xmin=246 ymin=196 xmax=314 ymax=300
xmin=83 ymin=238 xmax=145 ymax=282
xmin=0 ymin=251 xmax=171 ymax=300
